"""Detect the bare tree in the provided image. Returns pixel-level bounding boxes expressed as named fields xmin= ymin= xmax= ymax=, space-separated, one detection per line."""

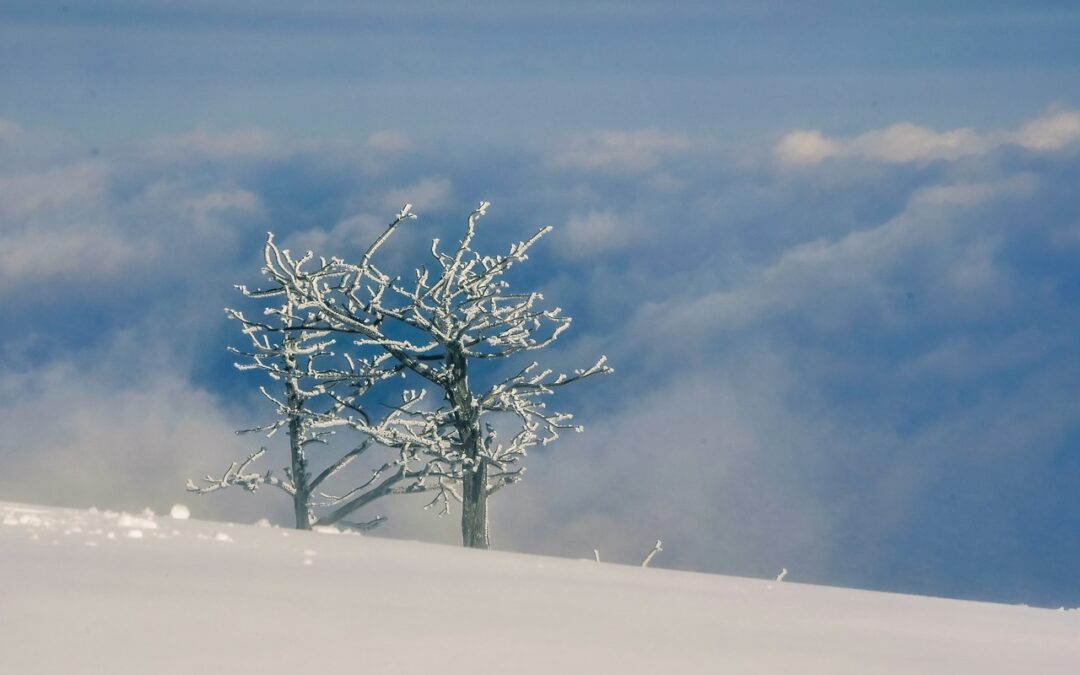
xmin=259 ymin=202 xmax=612 ymax=548
xmin=187 ymin=250 xmax=453 ymax=530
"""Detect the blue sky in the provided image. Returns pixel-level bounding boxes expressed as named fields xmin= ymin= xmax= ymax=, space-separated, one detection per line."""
xmin=2 ymin=1 xmax=1080 ymax=607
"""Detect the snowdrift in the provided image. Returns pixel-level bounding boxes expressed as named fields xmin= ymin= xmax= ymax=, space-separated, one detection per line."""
xmin=2 ymin=501 xmax=1077 ymax=674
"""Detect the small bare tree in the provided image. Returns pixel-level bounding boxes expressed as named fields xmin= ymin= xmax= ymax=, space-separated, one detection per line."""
xmin=188 ymin=250 xmax=453 ymax=530
xmin=259 ymin=202 xmax=612 ymax=548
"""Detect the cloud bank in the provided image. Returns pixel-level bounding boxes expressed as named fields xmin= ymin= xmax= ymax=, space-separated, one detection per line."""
xmin=776 ymin=110 xmax=1080 ymax=167
xmin=3 ymin=108 xmax=1080 ymax=607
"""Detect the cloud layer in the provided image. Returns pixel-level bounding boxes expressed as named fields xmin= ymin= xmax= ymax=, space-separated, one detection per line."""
xmin=3 ymin=108 xmax=1080 ymax=607
xmin=776 ymin=111 xmax=1080 ymax=167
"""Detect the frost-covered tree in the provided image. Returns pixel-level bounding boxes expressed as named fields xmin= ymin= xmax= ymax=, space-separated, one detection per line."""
xmin=187 ymin=251 xmax=454 ymax=530
xmin=259 ymin=202 xmax=612 ymax=548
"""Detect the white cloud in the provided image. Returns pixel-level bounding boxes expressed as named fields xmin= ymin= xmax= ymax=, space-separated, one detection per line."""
xmin=851 ymin=124 xmax=988 ymax=163
xmin=909 ymin=173 xmax=1036 ymax=206
xmin=0 ymin=159 xmax=136 ymax=290
xmin=776 ymin=109 xmax=1080 ymax=167
xmin=0 ymin=348 xmax=272 ymax=522
xmin=184 ymin=188 xmax=262 ymax=215
xmin=0 ymin=160 xmax=110 ymax=220
xmin=0 ymin=224 xmax=144 ymax=288
xmin=145 ymin=126 xmax=278 ymax=161
xmin=382 ymin=176 xmax=453 ymax=214
xmin=365 ymin=130 xmax=414 ymax=155
xmin=492 ymin=358 xmax=840 ymax=575
xmin=180 ymin=187 xmax=264 ymax=241
xmin=551 ymin=129 xmax=691 ymax=173
xmin=774 ymin=130 xmax=841 ymax=167
xmin=1013 ymin=110 xmax=1080 ymax=151
xmin=633 ymin=175 xmax=1036 ymax=341
xmin=554 ymin=209 xmax=644 ymax=258
xmin=284 ymin=212 xmax=388 ymax=258
xmin=895 ymin=330 xmax=1054 ymax=383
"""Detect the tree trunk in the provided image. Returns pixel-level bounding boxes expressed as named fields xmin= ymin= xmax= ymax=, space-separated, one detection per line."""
xmin=286 ymin=369 xmax=312 ymax=530
xmin=461 ymin=460 xmax=489 ymax=548
xmin=447 ymin=345 xmax=489 ymax=549
xmin=290 ymin=436 xmax=312 ymax=530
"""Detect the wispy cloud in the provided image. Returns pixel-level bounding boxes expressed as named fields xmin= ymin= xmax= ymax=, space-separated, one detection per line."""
xmin=0 ymin=160 xmax=109 ymax=220
xmin=382 ymin=176 xmax=452 ymax=214
xmin=632 ymin=174 xmax=1037 ymax=342
xmin=776 ymin=110 xmax=1080 ymax=167
xmin=0 ymin=224 xmax=143 ymax=289
xmin=144 ymin=125 xmax=279 ymax=161
xmin=553 ymin=209 xmax=646 ymax=259
xmin=550 ymin=129 xmax=691 ymax=173
xmin=0 ymin=342 xmax=271 ymax=522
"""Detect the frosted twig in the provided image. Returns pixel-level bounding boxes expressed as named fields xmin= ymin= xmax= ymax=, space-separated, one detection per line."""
xmin=641 ymin=539 xmax=663 ymax=568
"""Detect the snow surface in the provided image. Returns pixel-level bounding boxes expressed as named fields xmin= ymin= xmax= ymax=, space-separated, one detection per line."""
xmin=1 ymin=501 xmax=1077 ymax=674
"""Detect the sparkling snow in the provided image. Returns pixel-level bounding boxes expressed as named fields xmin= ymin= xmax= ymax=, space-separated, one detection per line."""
xmin=1 ymin=501 xmax=1077 ymax=674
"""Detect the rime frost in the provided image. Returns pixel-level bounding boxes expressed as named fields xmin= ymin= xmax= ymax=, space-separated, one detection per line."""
xmin=249 ymin=201 xmax=612 ymax=547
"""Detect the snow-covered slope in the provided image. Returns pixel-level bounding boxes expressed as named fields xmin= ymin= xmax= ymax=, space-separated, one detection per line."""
xmin=2 ymin=501 xmax=1077 ymax=674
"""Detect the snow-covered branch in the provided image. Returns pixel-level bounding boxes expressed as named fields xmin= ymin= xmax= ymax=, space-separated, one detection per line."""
xmin=248 ymin=202 xmax=612 ymax=547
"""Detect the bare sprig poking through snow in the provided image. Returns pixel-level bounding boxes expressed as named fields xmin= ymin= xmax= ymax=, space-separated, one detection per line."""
xmin=253 ymin=201 xmax=612 ymax=549
xmin=641 ymin=539 xmax=663 ymax=568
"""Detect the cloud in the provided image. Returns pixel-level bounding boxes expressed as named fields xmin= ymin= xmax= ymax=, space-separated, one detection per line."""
xmin=365 ymin=130 xmax=414 ymax=155
xmin=0 ymin=224 xmax=144 ymax=289
xmin=894 ymin=330 xmax=1055 ymax=384
xmin=0 ymin=159 xmax=137 ymax=290
xmin=1 ymin=111 xmax=1078 ymax=605
xmin=0 ymin=160 xmax=109 ymax=220
xmin=283 ymin=212 xmax=388 ymax=259
xmin=632 ymin=174 xmax=1037 ymax=342
xmin=773 ymin=130 xmax=842 ymax=167
xmin=145 ymin=125 xmax=278 ymax=161
xmin=551 ymin=129 xmax=691 ymax=173
xmin=491 ymin=355 xmax=846 ymax=576
xmin=1013 ymin=110 xmax=1080 ymax=151
xmin=909 ymin=172 xmax=1036 ymax=206
xmin=184 ymin=188 xmax=262 ymax=215
xmin=553 ymin=209 xmax=645 ymax=258
xmin=776 ymin=110 xmax=1080 ymax=167
xmin=381 ymin=176 xmax=453 ymax=214
xmin=0 ymin=342 xmax=274 ymax=523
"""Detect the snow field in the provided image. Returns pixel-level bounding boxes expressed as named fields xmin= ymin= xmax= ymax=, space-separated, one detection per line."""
xmin=2 ymin=501 xmax=1078 ymax=674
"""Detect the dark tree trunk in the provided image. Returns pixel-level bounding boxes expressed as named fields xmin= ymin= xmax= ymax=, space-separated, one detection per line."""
xmin=461 ymin=460 xmax=489 ymax=548
xmin=447 ymin=345 xmax=489 ymax=549
xmin=285 ymin=365 xmax=312 ymax=530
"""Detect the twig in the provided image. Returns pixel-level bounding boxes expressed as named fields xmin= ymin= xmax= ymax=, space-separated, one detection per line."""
xmin=641 ymin=539 xmax=663 ymax=568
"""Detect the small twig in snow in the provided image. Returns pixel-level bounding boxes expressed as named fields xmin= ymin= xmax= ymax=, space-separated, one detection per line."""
xmin=641 ymin=539 xmax=663 ymax=568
